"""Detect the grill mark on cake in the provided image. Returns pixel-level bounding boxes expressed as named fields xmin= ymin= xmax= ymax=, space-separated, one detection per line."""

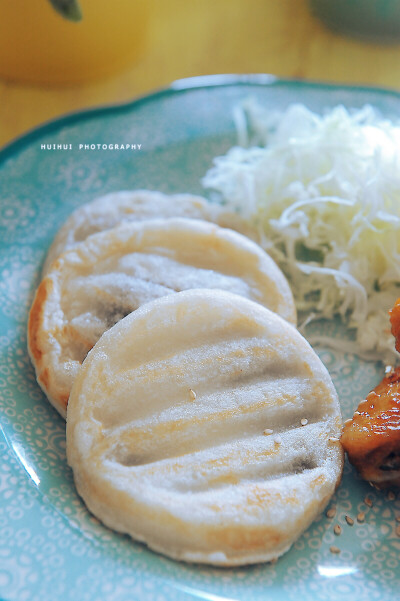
xmin=143 ymin=432 xmax=325 ymax=476
xmin=94 ymin=374 xmax=318 ymax=440
xmin=173 ymin=463 xmax=322 ymax=494
xmin=156 ymin=459 xmax=322 ymax=494
xmin=103 ymin=426 xmax=328 ymax=495
xmin=109 ymin=316 xmax=266 ymax=377
xmin=93 ymin=336 xmax=316 ymax=428
xmin=132 ymin=380 xmax=318 ymax=432
xmin=100 ymin=403 xmax=327 ymax=469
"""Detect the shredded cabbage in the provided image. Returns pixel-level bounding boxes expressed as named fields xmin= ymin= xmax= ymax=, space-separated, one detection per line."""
xmin=202 ymin=102 xmax=400 ymax=363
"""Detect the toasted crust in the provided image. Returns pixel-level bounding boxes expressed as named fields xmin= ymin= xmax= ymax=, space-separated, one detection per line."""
xmin=28 ymin=277 xmax=51 ymax=362
xmin=66 ymin=289 xmax=343 ymax=565
xmin=28 ymin=218 xmax=296 ymax=417
xmin=27 ymin=277 xmax=71 ymax=417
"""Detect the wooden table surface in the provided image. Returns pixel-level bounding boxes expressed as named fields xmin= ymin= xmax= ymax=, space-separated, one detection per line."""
xmin=2 ymin=0 xmax=400 ymax=148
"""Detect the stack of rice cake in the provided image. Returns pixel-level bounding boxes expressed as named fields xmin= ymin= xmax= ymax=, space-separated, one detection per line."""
xmin=28 ymin=189 xmax=343 ymax=566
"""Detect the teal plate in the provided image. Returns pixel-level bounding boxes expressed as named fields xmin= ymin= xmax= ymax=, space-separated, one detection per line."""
xmin=1 ymin=75 xmax=400 ymax=601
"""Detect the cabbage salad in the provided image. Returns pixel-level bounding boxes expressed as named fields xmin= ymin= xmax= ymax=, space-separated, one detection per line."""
xmin=202 ymin=102 xmax=400 ymax=362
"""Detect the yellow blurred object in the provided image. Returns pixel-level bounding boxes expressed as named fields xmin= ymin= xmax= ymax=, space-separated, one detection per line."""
xmin=0 ymin=0 xmax=148 ymax=85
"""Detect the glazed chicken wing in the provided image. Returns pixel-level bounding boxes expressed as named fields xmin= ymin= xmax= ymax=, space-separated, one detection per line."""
xmin=390 ymin=297 xmax=400 ymax=354
xmin=341 ymin=298 xmax=400 ymax=488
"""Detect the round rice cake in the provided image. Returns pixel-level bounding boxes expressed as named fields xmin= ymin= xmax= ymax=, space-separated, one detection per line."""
xmin=28 ymin=218 xmax=296 ymax=418
xmin=66 ymin=289 xmax=343 ymax=566
xmin=42 ymin=189 xmax=251 ymax=275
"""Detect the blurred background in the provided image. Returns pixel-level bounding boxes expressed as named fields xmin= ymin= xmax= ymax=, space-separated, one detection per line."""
xmin=2 ymin=0 xmax=400 ymax=147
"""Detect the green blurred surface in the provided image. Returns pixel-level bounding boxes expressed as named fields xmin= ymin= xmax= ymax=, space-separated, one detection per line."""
xmin=309 ymin=0 xmax=400 ymax=43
